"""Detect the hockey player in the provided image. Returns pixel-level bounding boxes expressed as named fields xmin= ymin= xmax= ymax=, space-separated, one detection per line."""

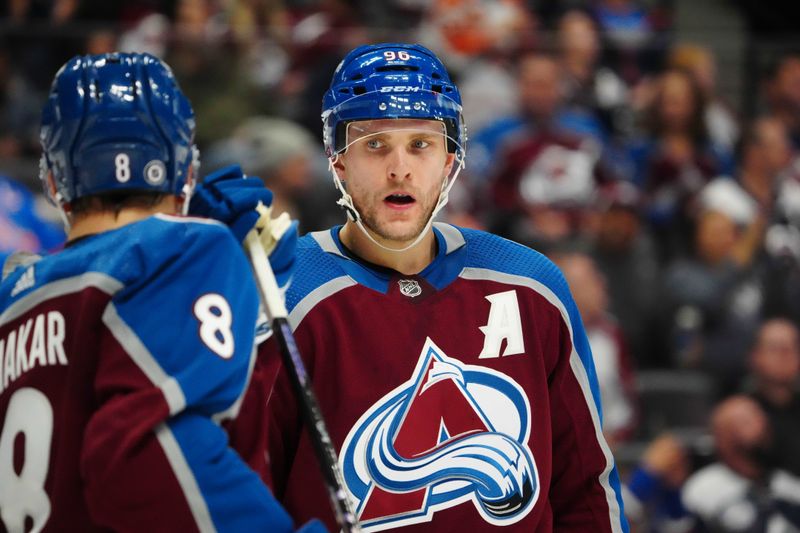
xmin=0 ymin=53 xmax=323 ymax=532
xmin=221 ymin=43 xmax=628 ymax=532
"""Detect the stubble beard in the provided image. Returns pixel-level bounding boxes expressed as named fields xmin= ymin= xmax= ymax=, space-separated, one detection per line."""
xmin=354 ymin=191 xmax=439 ymax=244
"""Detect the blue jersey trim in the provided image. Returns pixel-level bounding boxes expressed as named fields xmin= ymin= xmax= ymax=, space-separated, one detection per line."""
xmin=298 ymin=224 xmax=469 ymax=299
xmin=288 ymin=229 xmax=385 ymax=312
xmin=610 ymin=467 xmax=630 ymax=533
xmin=328 ymin=228 xmax=391 ymax=294
xmin=421 ymin=225 xmax=467 ymax=290
xmin=164 ymin=415 xmax=294 ymax=532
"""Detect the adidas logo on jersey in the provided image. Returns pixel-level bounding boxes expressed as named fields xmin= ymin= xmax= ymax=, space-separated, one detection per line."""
xmin=11 ymin=267 xmax=36 ymax=297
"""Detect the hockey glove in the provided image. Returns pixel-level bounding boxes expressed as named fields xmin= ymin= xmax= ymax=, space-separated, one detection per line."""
xmin=253 ymin=203 xmax=298 ymax=291
xmin=189 ymin=164 xmax=298 ymax=290
xmin=189 ymin=164 xmax=272 ymax=242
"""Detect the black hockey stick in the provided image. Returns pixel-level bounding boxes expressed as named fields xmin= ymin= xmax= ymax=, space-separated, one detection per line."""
xmin=244 ymin=231 xmax=362 ymax=533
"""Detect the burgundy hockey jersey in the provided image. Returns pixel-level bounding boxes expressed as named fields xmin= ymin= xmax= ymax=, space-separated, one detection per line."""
xmin=232 ymin=223 xmax=628 ymax=532
xmin=0 ymin=215 xmax=299 ymax=533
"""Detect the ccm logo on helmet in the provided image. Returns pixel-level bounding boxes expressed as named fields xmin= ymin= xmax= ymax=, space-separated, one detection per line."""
xmin=379 ymin=86 xmax=422 ymax=93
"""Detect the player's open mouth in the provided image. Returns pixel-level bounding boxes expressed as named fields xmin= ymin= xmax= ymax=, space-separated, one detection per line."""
xmin=384 ymin=193 xmax=415 ymax=206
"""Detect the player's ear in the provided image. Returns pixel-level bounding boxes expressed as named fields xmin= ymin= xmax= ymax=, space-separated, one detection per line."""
xmin=443 ymin=152 xmax=456 ymax=177
xmin=332 ymin=155 xmax=347 ymax=180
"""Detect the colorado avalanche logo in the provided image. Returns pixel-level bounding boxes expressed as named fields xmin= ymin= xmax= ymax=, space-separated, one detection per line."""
xmin=340 ymin=338 xmax=538 ymax=531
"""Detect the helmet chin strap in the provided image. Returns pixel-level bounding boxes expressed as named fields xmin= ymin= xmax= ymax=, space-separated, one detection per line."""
xmin=54 ymin=193 xmax=72 ymax=232
xmin=180 ymin=182 xmax=194 ymax=216
xmin=181 ymin=145 xmax=201 ymax=215
xmin=329 ymin=152 xmax=465 ymax=254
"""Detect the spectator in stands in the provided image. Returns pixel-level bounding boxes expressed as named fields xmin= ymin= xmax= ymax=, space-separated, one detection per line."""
xmin=682 ymin=395 xmax=800 ymax=532
xmin=590 ymin=181 xmax=663 ymax=367
xmin=727 ymin=116 xmax=800 ymax=324
xmin=481 ymin=52 xmax=614 ymax=253
xmin=736 ymin=116 xmax=794 ymax=214
xmin=83 ymin=29 xmax=118 ymax=59
xmin=760 ymin=220 xmax=800 ymax=328
xmin=278 ymin=0 xmax=369 ymax=137
xmin=743 ymin=318 xmax=800 ymax=477
xmin=624 ymin=433 xmax=693 ymax=533
xmin=762 ymin=53 xmax=800 ymax=150
xmin=556 ymin=8 xmax=631 ymax=144
xmin=668 ymin=43 xmax=741 ymax=152
xmin=416 ymin=0 xmax=537 ymax=72
xmin=446 ymin=0 xmax=536 ymax=134
xmin=591 ymin=0 xmax=672 ymax=87
xmin=555 ymin=250 xmax=638 ymax=447
xmin=628 ymin=67 xmax=735 ymax=261
xmin=661 ymin=205 xmax=763 ymax=394
xmin=467 ymin=48 xmax=615 ymax=183
xmin=167 ymin=0 xmax=273 ymax=147
xmin=436 ymin=0 xmax=537 ymax=222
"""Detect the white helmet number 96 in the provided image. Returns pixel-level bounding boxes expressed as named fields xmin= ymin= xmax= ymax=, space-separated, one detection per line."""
xmin=384 ymin=51 xmax=410 ymax=61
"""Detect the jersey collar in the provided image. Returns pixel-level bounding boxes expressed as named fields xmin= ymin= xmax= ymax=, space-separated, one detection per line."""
xmin=310 ymin=222 xmax=467 ymax=293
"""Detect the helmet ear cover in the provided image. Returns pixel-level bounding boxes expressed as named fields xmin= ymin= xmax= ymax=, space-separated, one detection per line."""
xmin=39 ymin=52 xmax=198 ymax=208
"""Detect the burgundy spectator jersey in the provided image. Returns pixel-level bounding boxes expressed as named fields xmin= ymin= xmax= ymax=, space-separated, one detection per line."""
xmin=490 ymin=128 xmax=608 ymax=211
xmin=230 ymin=223 xmax=628 ymax=532
xmin=0 ymin=215 xmax=299 ymax=533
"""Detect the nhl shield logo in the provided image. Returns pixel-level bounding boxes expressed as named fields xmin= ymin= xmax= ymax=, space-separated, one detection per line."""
xmin=398 ymin=279 xmax=422 ymax=298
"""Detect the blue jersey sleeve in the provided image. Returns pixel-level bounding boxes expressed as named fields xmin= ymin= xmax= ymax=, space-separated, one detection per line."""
xmin=83 ymin=217 xmax=300 ymax=532
xmin=112 ymin=220 xmax=260 ymax=416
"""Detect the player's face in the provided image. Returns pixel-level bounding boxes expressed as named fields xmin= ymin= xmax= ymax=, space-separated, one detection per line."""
xmin=336 ymin=119 xmax=455 ymax=244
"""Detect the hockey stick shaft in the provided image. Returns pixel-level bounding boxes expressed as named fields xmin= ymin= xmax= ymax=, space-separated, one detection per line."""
xmin=244 ymin=231 xmax=361 ymax=533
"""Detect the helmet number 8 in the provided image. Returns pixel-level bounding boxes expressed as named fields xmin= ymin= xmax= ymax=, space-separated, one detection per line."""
xmin=115 ymin=153 xmax=131 ymax=183
xmin=384 ymin=51 xmax=410 ymax=61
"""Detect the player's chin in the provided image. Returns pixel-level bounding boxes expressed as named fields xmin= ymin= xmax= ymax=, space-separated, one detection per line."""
xmin=371 ymin=218 xmax=422 ymax=242
xmin=371 ymin=204 xmax=424 ymax=229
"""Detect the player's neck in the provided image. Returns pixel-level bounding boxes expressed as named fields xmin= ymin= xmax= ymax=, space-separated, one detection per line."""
xmin=340 ymin=222 xmax=436 ymax=275
xmin=67 ymin=197 xmax=180 ymax=242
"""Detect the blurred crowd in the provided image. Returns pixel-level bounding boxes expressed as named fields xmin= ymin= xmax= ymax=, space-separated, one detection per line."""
xmin=3 ymin=0 xmax=800 ymax=531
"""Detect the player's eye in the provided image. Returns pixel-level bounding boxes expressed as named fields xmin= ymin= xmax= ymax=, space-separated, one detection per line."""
xmin=365 ymin=138 xmax=385 ymax=149
xmin=411 ymin=138 xmax=431 ymax=149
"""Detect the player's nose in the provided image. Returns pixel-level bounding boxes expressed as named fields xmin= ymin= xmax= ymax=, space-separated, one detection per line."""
xmin=386 ymin=146 xmax=412 ymax=181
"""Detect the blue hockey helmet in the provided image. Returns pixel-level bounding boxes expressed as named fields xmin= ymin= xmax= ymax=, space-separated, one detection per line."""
xmin=321 ymin=43 xmax=466 ymax=160
xmin=39 ymin=52 xmax=197 ymax=207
